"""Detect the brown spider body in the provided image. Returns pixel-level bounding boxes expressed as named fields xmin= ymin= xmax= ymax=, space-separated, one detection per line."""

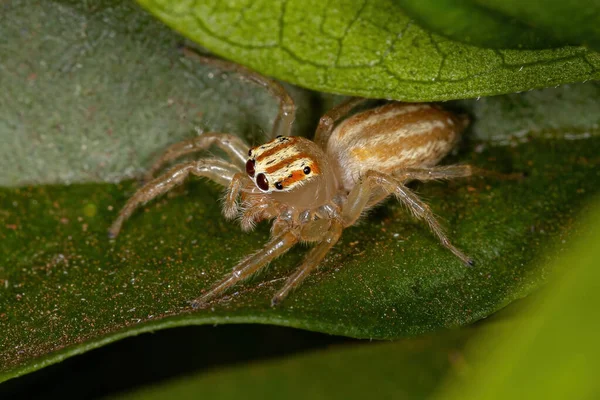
xmin=109 ymin=49 xmax=480 ymax=306
xmin=328 ymin=103 xmax=469 ymax=191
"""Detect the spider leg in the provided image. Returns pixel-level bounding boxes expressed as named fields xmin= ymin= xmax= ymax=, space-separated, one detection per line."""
xmin=109 ymin=159 xmax=240 ymax=238
xmin=343 ymin=171 xmax=473 ymax=266
xmin=392 ymin=165 xmax=523 ymax=182
xmin=271 ymin=219 xmax=343 ymax=306
xmin=239 ymin=199 xmax=279 ymax=231
xmin=393 ymin=165 xmax=477 ymax=182
xmin=314 ymin=97 xmax=369 ymax=149
xmin=366 ymin=165 xmax=522 ymax=209
xmin=145 ymin=133 xmax=249 ymax=181
xmin=365 ymin=165 xmax=479 ymax=209
xmin=191 ymin=229 xmax=299 ymax=307
xmin=182 ymin=47 xmax=296 ymax=139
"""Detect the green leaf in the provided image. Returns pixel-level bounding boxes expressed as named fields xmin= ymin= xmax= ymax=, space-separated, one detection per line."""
xmin=108 ymin=326 xmax=478 ymax=400
xmin=108 ymin=202 xmax=600 ymax=400
xmin=436 ymin=201 xmax=600 ymax=400
xmin=478 ymin=0 xmax=600 ymax=53
xmin=138 ymin=0 xmax=600 ymax=101
xmin=395 ymin=1 xmax=600 ymax=52
xmin=2 ymin=0 xmax=600 ymax=384
xmin=395 ymin=0 xmax=566 ymax=50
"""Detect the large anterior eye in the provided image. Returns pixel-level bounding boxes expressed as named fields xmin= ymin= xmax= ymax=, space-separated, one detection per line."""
xmin=245 ymin=159 xmax=255 ymax=177
xmin=256 ymin=173 xmax=269 ymax=191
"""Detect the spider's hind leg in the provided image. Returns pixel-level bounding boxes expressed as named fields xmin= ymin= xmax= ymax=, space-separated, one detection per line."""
xmin=314 ymin=97 xmax=369 ymax=149
xmin=342 ymin=170 xmax=473 ymax=266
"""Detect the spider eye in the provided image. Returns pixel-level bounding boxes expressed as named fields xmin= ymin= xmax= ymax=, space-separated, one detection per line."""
xmin=247 ymin=148 xmax=253 ymax=157
xmin=303 ymin=166 xmax=311 ymax=175
xmin=256 ymin=173 xmax=269 ymax=191
xmin=275 ymin=182 xmax=283 ymax=190
xmin=246 ymin=159 xmax=255 ymax=177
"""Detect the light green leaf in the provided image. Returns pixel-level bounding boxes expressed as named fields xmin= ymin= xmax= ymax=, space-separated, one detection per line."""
xmin=109 ymin=326 xmax=477 ymax=400
xmin=436 ymin=200 xmax=600 ymax=400
xmin=138 ymin=0 xmax=600 ymax=100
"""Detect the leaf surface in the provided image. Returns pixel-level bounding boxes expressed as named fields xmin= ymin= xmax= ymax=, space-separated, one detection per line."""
xmin=108 ymin=203 xmax=600 ymax=400
xmin=2 ymin=0 xmax=600 ymax=383
xmin=138 ymin=0 xmax=600 ymax=100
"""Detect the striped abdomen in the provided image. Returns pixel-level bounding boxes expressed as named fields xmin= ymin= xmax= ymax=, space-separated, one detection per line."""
xmin=326 ymin=103 xmax=469 ymax=191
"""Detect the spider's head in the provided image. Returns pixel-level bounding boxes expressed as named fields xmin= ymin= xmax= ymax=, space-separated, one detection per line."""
xmin=245 ymin=136 xmax=321 ymax=193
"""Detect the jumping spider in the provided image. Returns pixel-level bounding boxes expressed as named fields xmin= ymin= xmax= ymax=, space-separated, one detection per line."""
xmin=109 ymin=49 xmax=483 ymax=307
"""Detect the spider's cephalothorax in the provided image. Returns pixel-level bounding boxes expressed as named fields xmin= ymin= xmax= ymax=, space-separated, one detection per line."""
xmin=247 ymin=136 xmax=322 ymax=193
xmin=245 ymin=135 xmax=338 ymax=211
xmin=109 ymin=49 xmax=482 ymax=307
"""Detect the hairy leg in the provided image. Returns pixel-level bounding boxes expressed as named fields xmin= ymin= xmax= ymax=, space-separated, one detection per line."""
xmin=237 ymin=197 xmax=280 ymax=231
xmin=366 ymin=165 xmax=478 ymax=209
xmin=222 ymin=172 xmax=251 ymax=220
xmin=191 ymin=229 xmax=299 ymax=307
xmin=314 ymin=97 xmax=369 ymax=149
xmin=392 ymin=165 xmax=523 ymax=182
xmin=393 ymin=165 xmax=476 ymax=181
xmin=145 ymin=133 xmax=249 ymax=181
xmin=366 ymin=165 xmax=523 ymax=208
xmin=182 ymin=47 xmax=296 ymax=139
xmin=343 ymin=171 xmax=473 ymax=266
xmin=271 ymin=219 xmax=343 ymax=306
xmin=109 ymin=159 xmax=239 ymax=238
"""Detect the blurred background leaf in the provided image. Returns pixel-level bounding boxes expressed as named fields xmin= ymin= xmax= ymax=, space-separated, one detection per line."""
xmin=109 ymin=326 xmax=477 ymax=400
xmin=478 ymin=0 xmax=600 ymax=51
xmin=395 ymin=0 xmax=600 ymax=51
xmin=395 ymin=0 xmax=566 ymax=50
xmin=436 ymin=199 xmax=600 ymax=400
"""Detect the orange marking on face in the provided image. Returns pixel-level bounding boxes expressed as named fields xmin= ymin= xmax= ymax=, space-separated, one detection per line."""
xmin=281 ymin=170 xmax=306 ymax=187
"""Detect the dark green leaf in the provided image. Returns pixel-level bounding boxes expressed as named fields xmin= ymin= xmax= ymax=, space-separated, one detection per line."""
xmin=109 ymin=326 xmax=477 ymax=400
xmin=108 ymin=203 xmax=600 ymax=400
xmin=138 ymin=0 xmax=600 ymax=100
xmin=395 ymin=0 xmax=565 ymax=49
xmin=2 ymin=0 xmax=600 ymax=384
xmin=394 ymin=0 xmax=600 ymax=52
xmin=477 ymin=0 xmax=600 ymax=53
xmin=2 ymin=133 xmax=600 ymax=380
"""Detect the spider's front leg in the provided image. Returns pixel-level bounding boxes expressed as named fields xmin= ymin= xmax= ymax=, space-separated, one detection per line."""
xmin=271 ymin=218 xmax=343 ymax=306
xmin=145 ymin=133 xmax=249 ymax=182
xmin=343 ymin=170 xmax=473 ymax=266
xmin=182 ymin=48 xmax=296 ymax=139
xmin=190 ymin=228 xmax=300 ymax=307
xmin=109 ymin=158 xmax=240 ymax=238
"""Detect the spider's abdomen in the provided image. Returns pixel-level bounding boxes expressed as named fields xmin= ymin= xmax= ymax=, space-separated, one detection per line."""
xmin=326 ymin=103 xmax=469 ymax=191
